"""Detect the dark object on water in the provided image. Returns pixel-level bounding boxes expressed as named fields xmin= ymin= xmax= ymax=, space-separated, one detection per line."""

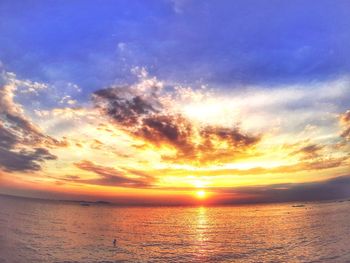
xmin=113 ymin=239 xmax=117 ymax=246
xmin=95 ymin=201 xmax=111 ymax=205
xmin=292 ymin=204 xmax=305 ymax=208
xmin=80 ymin=202 xmax=90 ymax=206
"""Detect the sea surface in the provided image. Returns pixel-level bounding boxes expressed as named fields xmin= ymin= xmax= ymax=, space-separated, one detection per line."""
xmin=0 ymin=195 xmax=350 ymax=263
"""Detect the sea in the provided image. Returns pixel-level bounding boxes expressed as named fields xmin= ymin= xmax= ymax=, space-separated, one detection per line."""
xmin=0 ymin=194 xmax=350 ymax=263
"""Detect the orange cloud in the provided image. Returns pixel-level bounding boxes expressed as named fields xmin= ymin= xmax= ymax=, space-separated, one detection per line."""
xmin=340 ymin=110 xmax=350 ymax=140
xmin=93 ymin=86 xmax=260 ymax=165
xmin=72 ymin=160 xmax=155 ymax=188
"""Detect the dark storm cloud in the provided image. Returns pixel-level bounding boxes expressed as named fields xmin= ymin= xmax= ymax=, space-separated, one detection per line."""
xmin=73 ymin=160 xmax=154 ymax=188
xmin=216 ymin=175 xmax=350 ymax=204
xmin=93 ymin=87 xmax=260 ymax=164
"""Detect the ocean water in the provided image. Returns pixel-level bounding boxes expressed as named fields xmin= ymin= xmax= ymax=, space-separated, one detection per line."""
xmin=0 ymin=195 xmax=350 ymax=263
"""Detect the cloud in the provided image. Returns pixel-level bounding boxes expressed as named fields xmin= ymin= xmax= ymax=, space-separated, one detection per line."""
xmin=215 ymin=175 xmax=350 ymax=204
xmin=93 ymin=79 xmax=260 ymax=165
xmin=0 ymin=147 xmax=56 ymax=172
xmin=0 ymin=123 xmax=18 ymax=148
xmin=129 ymin=156 xmax=348 ymax=179
xmin=73 ymin=160 xmax=154 ymax=188
xmin=0 ymin=70 xmax=58 ymax=172
xmin=290 ymin=143 xmax=325 ymax=160
xmin=93 ymin=87 xmax=159 ymax=126
xmin=340 ymin=110 xmax=350 ymax=140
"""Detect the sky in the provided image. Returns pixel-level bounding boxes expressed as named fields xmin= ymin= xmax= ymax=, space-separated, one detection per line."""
xmin=0 ymin=0 xmax=349 ymax=205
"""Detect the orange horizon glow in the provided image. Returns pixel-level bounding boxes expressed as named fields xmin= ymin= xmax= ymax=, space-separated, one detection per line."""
xmin=0 ymin=68 xmax=349 ymax=205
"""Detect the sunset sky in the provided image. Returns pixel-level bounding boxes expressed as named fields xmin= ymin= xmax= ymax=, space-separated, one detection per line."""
xmin=0 ymin=0 xmax=349 ymax=205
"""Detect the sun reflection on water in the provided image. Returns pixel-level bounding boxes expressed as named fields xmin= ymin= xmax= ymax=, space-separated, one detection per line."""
xmin=1 ymin=196 xmax=350 ymax=262
xmin=195 ymin=206 xmax=209 ymax=257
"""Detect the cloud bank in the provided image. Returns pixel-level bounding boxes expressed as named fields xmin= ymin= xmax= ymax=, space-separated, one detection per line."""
xmin=93 ymin=79 xmax=260 ymax=165
xmin=0 ymin=70 xmax=58 ymax=172
xmin=216 ymin=175 xmax=350 ymax=204
xmin=0 ymin=68 xmax=349 ymax=204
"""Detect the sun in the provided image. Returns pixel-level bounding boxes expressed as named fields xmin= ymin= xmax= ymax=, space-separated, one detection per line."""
xmin=196 ymin=190 xmax=206 ymax=199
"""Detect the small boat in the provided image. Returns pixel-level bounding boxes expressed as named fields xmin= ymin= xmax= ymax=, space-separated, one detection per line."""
xmin=80 ymin=202 xmax=91 ymax=206
xmin=292 ymin=204 xmax=305 ymax=208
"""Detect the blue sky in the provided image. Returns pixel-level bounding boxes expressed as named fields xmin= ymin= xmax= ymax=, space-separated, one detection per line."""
xmin=1 ymin=0 xmax=350 ymax=96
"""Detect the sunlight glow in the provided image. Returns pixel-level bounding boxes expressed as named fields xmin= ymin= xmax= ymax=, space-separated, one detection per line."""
xmin=196 ymin=190 xmax=206 ymax=199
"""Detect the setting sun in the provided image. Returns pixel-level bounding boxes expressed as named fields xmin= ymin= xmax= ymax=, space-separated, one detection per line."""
xmin=196 ymin=190 xmax=207 ymax=199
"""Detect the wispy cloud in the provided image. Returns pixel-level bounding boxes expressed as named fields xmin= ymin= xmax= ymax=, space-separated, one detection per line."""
xmin=290 ymin=144 xmax=325 ymax=160
xmin=73 ymin=160 xmax=155 ymax=188
xmin=340 ymin=110 xmax=350 ymax=140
